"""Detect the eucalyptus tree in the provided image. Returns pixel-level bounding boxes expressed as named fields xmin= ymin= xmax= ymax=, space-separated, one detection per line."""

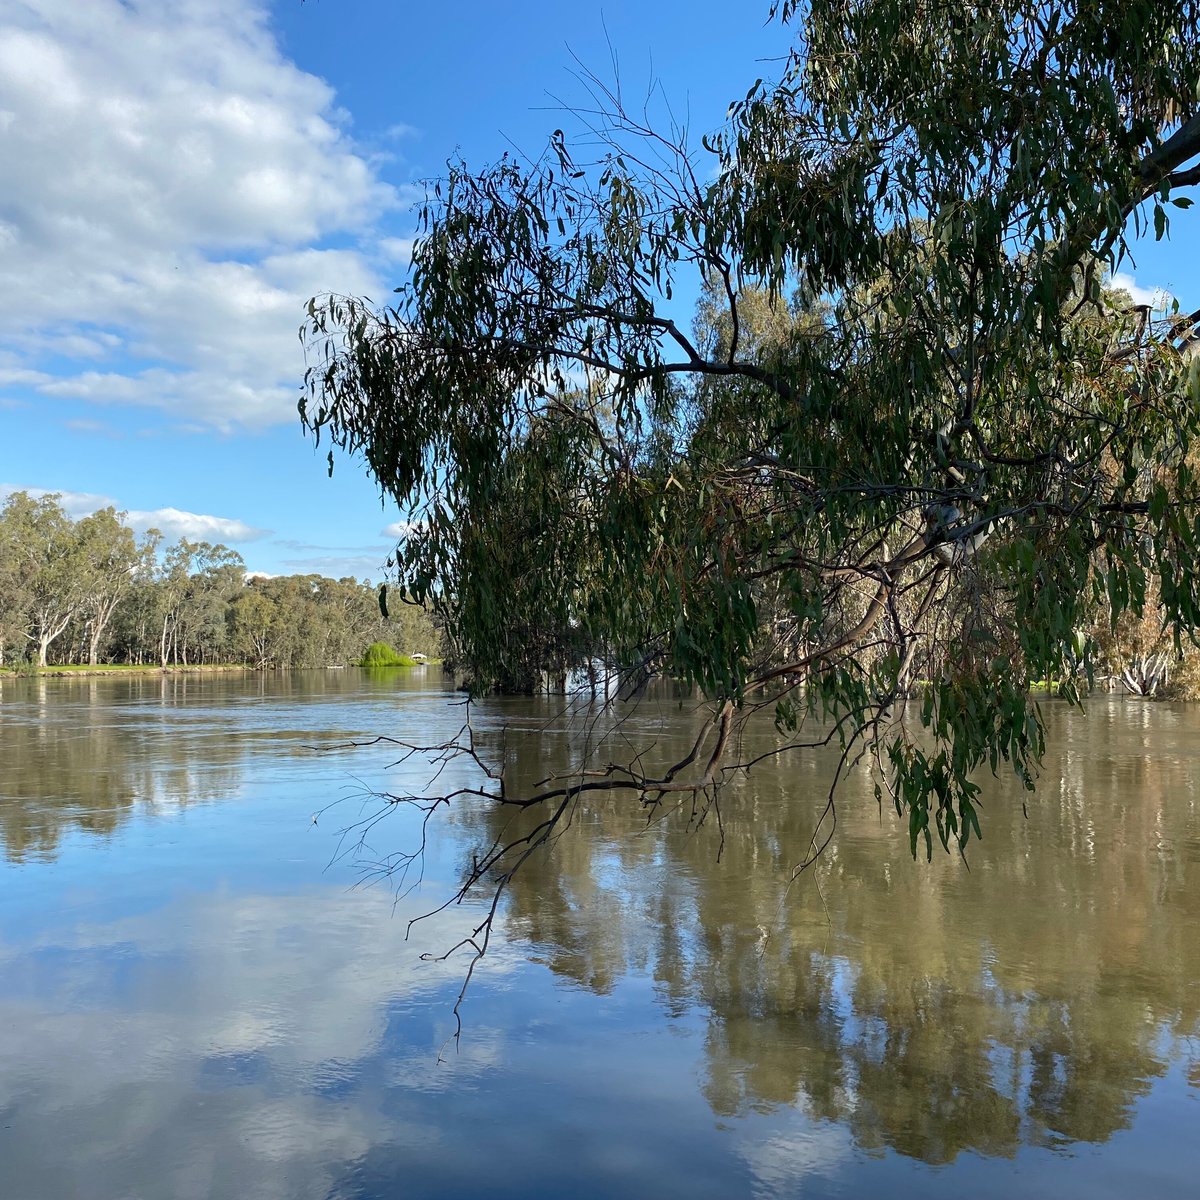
xmin=227 ymin=584 xmax=277 ymax=669
xmin=0 ymin=492 xmax=90 ymax=667
xmin=302 ymin=0 xmax=1200 ymax=947
xmin=156 ymin=540 xmax=245 ymax=667
xmin=312 ymin=575 xmax=380 ymax=665
xmin=0 ymin=511 xmax=33 ymax=667
xmin=75 ymin=507 xmax=140 ymax=665
xmin=104 ymin=529 xmax=163 ymax=665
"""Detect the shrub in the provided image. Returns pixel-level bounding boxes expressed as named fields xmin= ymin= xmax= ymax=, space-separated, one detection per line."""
xmin=359 ymin=641 xmax=412 ymax=667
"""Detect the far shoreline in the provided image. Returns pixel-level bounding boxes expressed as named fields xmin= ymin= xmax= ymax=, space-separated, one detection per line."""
xmin=0 ymin=663 xmax=438 ymax=679
xmin=1 ymin=664 xmax=256 ymax=679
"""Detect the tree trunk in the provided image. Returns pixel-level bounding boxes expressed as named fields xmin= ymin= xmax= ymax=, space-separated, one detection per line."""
xmin=87 ymin=598 xmax=120 ymax=666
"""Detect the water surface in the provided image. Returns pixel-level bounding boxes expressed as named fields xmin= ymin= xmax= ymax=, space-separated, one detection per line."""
xmin=1 ymin=671 xmax=1197 ymax=1198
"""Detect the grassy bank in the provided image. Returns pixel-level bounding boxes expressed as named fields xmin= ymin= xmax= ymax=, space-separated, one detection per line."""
xmin=0 ymin=663 xmax=254 ymax=678
xmin=1 ymin=661 xmax=441 ymax=679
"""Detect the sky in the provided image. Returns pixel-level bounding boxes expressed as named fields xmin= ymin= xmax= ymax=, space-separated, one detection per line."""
xmin=0 ymin=0 xmax=1194 ymax=579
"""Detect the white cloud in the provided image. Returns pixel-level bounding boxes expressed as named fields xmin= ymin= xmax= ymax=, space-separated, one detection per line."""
xmin=378 ymin=236 xmax=416 ymax=263
xmin=0 ymin=482 xmax=269 ymax=542
xmin=280 ymin=552 xmax=389 ymax=579
xmin=0 ymin=482 xmax=116 ymax=519
xmin=0 ymin=885 xmax=519 ymax=1200
xmin=1110 ymin=272 xmax=1175 ymax=311
xmin=124 ymin=506 xmax=269 ymax=542
xmin=736 ymin=1124 xmax=851 ymax=1194
xmin=0 ymin=0 xmax=409 ymax=431
xmin=380 ymin=520 xmax=422 ymax=539
xmin=61 ymin=417 xmax=117 ymax=435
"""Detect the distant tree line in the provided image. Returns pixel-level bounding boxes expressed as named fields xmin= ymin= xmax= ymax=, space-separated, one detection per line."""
xmin=0 ymin=491 xmax=439 ymax=669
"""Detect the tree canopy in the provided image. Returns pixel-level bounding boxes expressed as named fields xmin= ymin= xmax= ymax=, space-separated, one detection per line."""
xmin=301 ymin=0 xmax=1200 ymax=920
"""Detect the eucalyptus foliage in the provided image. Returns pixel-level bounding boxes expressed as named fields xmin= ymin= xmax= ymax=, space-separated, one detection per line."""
xmin=302 ymin=1 xmax=1200 ymax=870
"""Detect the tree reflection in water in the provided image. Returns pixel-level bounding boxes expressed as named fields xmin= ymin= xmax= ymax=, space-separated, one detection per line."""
xmin=2 ymin=675 xmax=1196 ymax=1168
xmin=0 ymin=670 xmax=385 ymax=860
xmin=465 ymin=693 xmax=1200 ymax=1164
xmin=0 ymin=675 xmax=240 ymax=859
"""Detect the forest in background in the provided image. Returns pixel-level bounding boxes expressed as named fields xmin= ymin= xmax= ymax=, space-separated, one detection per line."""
xmin=0 ymin=490 xmax=439 ymax=669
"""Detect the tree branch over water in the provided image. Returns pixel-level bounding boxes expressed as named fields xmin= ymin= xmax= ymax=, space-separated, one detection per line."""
xmin=302 ymin=1 xmax=1200 ymax=999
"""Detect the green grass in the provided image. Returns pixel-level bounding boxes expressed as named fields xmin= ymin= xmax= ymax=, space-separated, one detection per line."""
xmin=1 ymin=656 xmax=440 ymax=676
xmin=358 ymin=641 xmax=416 ymax=668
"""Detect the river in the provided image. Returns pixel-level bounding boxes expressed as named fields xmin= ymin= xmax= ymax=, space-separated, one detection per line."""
xmin=0 ymin=670 xmax=1197 ymax=1198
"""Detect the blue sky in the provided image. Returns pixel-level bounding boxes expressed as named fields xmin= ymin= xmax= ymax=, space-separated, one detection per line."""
xmin=0 ymin=1 xmax=1194 ymax=578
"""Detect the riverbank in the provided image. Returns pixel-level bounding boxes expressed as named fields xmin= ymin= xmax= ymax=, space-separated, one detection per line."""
xmin=0 ymin=664 xmax=256 ymax=679
xmin=1 ymin=661 xmax=442 ymax=679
